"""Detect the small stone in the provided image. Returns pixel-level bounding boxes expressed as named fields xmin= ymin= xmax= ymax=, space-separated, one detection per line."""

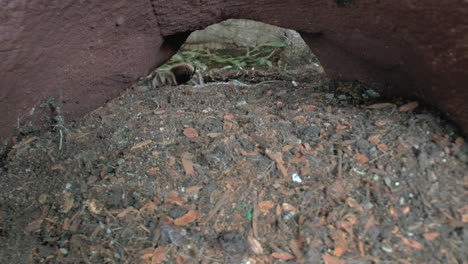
xmin=59 ymin=248 xmax=68 ymax=255
xmin=381 ymin=245 xmax=393 ymax=253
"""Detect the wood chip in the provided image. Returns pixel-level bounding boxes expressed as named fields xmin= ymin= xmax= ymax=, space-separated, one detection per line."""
xmin=152 ymin=247 xmax=167 ymax=264
xmin=322 ymin=254 xmax=345 ymax=264
xmin=398 ymin=101 xmax=419 ymax=112
xmin=301 ymin=105 xmax=317 ymax=111
xmin=223 ymin=121 xmax=233 ymax=131
xmin=147 ymin=167 xmax=159 ymax=175
xmin=346 ymin=197 xmax=363 ymax=212
xmin=174 ymin=210 xmax=198 ymax=226
xmin=12 ymin=136 xmax=38 ymax=149
xmin=368 ymin=135 xmax=381 ymax=144
xmin=265 ymin=148 xmax=289 ymax=179
xmin=258 ymin=200 xmax=275 ymax=214
xmin=183 ymin=128 xmax=198 ymax=138
xmin=26 ymin=219 xmax=43 ymax=232
xmin=271 ymin=252 xmax=295 ymax=260
xmin=165 ymin=196 xmax=188 ymax=206
xmin=62 ymin=197 xmax=74 ymax=214
xmin=355 ymin=154 xmax=369 ymax=164
xmin=377 ymin=143 xmax=388 ymax=152
xmin=131 ymin=140 xmax=153 ymax=150
xmin=181 ymin=156 xmax=195 ymax=176
xmin=366 ymin=103 xmax=395 ymax=109
xmin=400 ymin=236 xmax=423 ymax=249
xmin=248 ymin=234 xmax=264 ymax=255
xmin=139 ymin=247 xmax=154 ymax=260
xmin=282 ymin=203 xmax=298 ymax=212
xmin=289 ymin=239 xmax=304 ymax=261
xmin=423 ymin=232 xmax=440 ymax=240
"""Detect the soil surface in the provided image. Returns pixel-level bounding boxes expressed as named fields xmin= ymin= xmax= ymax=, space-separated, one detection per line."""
xmin=1 ymin=66 xmax=466 ymax=263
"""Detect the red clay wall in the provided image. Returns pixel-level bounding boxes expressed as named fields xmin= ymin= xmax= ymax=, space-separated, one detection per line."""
xmin=1 ymin=0 xmax=467 ymax=145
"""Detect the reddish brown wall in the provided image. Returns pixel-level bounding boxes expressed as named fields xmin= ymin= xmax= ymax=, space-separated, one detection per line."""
xmin=1 ymin=0 xmax=467 ymax=145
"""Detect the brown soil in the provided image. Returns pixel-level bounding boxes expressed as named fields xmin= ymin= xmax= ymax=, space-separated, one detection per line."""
xmin=1 ymin=66 xmax=466 ymax=263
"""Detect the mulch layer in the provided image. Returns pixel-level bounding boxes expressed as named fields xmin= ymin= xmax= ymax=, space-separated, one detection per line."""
xmin=1 ymin=67 xmax=466 ymax=263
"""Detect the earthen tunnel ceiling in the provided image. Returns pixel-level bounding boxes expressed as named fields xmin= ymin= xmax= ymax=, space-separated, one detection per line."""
xmin=1 ymin=0 xmax=467 ymax=144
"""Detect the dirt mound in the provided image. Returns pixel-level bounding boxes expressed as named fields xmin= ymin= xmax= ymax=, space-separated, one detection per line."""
xmin=1 ymin=68 xmax=466 ymax=263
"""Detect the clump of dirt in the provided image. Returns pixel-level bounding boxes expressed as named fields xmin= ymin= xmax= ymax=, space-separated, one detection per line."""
xmin=0 ymin=66 xmax=466 ymax=263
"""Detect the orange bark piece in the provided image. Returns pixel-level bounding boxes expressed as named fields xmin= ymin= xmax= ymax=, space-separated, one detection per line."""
xmin=355 ymin=154 xmax=369 ymax=164
xmin=377 ymin=144 xmax=388 ymax=152
xmin=152 ymin=247 xmax=167 ymax=264
xmin=224 ymin=114 xmax=235 ymax=120
xmin=322 ymin=254 xmax=345 ymax=264
xmin=183 ymin=128 xmax=198 ymax=138
xmin=223 ymin=121 xmax=233 ymax=131
xmin=139 ymin=247 xmax=154 ymax=260
xmin=147 ymin=167 xmax=159 ymax=175
xmin=302 ymin=105 xmax=317 ymax=111
xmin=271 ymin=252 xmax=295 ymax=260
xmin=398 ymin=101 xmax=419 ymax=112
xmin=423 ymin=232 xmax=440 ymax=240
xmin=181 ymin=157 xmax=195 ymax=176
xmin=292 ymin=115 xmax=305 ymax=121
xmin=51 ymin=165 xmax=66 ymax=172
xmin=332 ymin=247 xmax=344 ymax=257
xmin=131 ymin=140 xmax=153 ymax=150
xmin=186 ymin=185 xmax=202 ymax=195
xmin=375 ymin=119 xmax=390 ymax=126
xmin=174 ymin=210 xmax=198 ymax=226
xmin=401 ymin=236 xmax=423 ymax=249
xmin=366 ymin=103 xmax=395 ymax=109
xmin=165 ymin=196 xmax=188 ymax=206
xmin=368 ymin=135 xmax=381 ymax=144
xmin=282 ymin=203 xmax=298 ymax=212
xmin=258 ymin=201 xmax=275 ymax=214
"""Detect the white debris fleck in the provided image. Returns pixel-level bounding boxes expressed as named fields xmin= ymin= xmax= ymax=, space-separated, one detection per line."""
xmin=236 ymin=100 xmax=247 ymax=107
xmin=291 ymin=173 xmax=302 ymax=183
xmin=381 ymin=245 xmax=393 ymax=253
